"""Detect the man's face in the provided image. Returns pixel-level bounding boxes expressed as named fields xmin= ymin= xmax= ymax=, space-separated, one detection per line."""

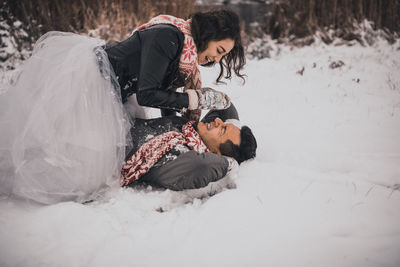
xmin=197 ymin=118 xmax=241 ymax=154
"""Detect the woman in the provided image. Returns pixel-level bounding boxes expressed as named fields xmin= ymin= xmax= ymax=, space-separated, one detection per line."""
xmin=105 ymin=9 xmax=246 ymax=119
xmin=0 ymin=10 xmax=245 ymax=204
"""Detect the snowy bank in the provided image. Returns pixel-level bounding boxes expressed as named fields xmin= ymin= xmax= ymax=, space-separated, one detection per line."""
xmin=1 ymin=39 xmax=400 ymax=267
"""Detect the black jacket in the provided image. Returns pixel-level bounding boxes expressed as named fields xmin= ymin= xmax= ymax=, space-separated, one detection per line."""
xmin=126 ymin=105 xmax=240 ymax=190
xmin=105 ymin=24 xmax=189 ymax=112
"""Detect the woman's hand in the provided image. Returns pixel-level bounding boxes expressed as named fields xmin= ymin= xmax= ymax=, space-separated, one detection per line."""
xmin=187 ymin=87 xmax=231 ymax=110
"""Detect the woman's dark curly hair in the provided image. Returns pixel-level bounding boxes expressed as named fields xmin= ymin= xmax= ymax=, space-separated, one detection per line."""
xmin=190 ymin=9 xmax=246 ymax=84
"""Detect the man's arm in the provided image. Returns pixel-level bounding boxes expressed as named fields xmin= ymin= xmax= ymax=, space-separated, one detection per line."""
xmin=138 ymin=151 xmax=229 ymax=190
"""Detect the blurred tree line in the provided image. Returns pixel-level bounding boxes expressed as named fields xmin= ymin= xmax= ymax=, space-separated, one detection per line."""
xmin=2 ymin=0 xmax=196 ymax=43
xmin=0 ymin=0 xmax=399 ymax=51
xmin=264 ymin=0 xmax=399 ymax=44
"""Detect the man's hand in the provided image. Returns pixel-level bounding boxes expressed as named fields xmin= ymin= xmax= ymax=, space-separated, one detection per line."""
xmin=183 ymin=109 xmax=202 ymax=121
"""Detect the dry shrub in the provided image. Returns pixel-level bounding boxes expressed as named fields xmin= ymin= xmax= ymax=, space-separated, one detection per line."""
xmin=262 ymin=0 xmax=400 ymax=43
xmin=6 ymin=0 xmax=195 ymax=43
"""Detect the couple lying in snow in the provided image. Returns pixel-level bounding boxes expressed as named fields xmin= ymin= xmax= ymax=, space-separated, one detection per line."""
xmin=0 ymin=10 xmax=256 ymax=204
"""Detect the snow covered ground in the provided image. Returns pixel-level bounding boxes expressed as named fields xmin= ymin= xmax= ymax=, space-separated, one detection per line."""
xmin=1 ymin=39 xmax=400 ymax=267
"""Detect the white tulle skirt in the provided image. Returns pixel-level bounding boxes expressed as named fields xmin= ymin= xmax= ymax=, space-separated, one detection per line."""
xmin=0 ymin=32 xmax=131 ymax=204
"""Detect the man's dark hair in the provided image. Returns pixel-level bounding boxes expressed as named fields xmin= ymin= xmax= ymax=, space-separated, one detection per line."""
xmin=219 ymin=126 xmax=257 ymax=164
xmin=190 ymin=9 xmax=246 ymax=84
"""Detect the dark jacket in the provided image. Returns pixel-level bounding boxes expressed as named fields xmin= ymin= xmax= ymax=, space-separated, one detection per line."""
xmin=126 ymin=105 xmax=240 ymax=190
xmin=104 ymin=24 xmax=189 ymax=113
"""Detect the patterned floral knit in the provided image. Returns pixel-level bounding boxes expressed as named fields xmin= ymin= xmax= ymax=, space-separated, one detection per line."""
xmin=121 ymin=121 xmax=209 ymax=185
xmin=134 ymin=15 xmax=202 ymax=90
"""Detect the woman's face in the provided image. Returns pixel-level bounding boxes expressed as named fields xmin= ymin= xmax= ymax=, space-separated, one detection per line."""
xmin=197 ymin=38 xmax=234 ymax=66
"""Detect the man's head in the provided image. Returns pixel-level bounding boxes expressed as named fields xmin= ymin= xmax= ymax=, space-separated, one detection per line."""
xmin=197 ymin=118 xmax=257 ymax=164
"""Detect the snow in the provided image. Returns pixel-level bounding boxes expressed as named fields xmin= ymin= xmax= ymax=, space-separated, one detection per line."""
xmin=1 ymin=38 xmax=400 ymax=267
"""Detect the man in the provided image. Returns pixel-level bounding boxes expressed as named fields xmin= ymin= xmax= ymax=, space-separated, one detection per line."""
xmin=123 ymin=104 xmax=257 ymax=190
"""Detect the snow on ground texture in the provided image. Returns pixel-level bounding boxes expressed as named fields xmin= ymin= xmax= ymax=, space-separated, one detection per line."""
xmin=1 ymin=40 xmax=400 ymax=267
